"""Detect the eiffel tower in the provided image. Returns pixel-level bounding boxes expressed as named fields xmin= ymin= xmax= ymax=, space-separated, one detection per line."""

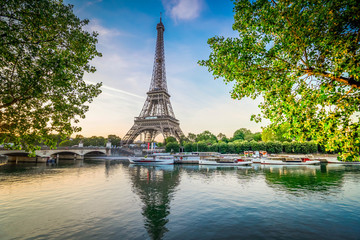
xmin=122 ymin=17 xmax=184 ymax=144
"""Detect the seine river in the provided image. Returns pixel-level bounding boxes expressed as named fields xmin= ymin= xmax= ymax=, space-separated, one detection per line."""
xmin=0 ymin=159 xmax=360 ymax=240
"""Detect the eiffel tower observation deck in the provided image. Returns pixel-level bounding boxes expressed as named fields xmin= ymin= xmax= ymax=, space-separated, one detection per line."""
xmin=122 ymin=17 xmax=184 ymax=144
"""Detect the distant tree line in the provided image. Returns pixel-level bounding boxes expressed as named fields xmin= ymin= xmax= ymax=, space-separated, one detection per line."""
xmin=56 ymin=134 xmax=121 ymax=147
xmin=36 ymin=126 xmax=332 ymax=155
xmin=164 ymin=127 xmax=332 ymax=154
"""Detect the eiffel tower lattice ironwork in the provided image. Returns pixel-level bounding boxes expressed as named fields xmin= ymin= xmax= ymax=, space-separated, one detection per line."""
xmin=122 ymin=17 xmax=184 ymax=144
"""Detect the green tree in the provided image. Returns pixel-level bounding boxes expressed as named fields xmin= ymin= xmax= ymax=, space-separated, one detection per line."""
xmin=232 ymin=128 xmax=251 ymax=141
xmin=156 ymin=142 xmax=164 ymax=148
xmin=252 ymin=132 xmax=262 ymax=142
xmin=184 ymin=142 xmax=193 ymax=152
xmin=107 ymin=135 xmax=121 ymax=147
xmin=200 ymin=0 xmax=360 ymax=161
xmin=165 ymin=136 xmax=177 ymax=144
xmin=59 ymin=139 xmax=72 ymax=147
xmin=196 ymin=141 xmax=209 ymax=152
xmin=73 ymin=134 xmax=84 ymax=146
xmin=265 ymin=141 xmax=283 ymax=154
xmin=196 ymin=130 xmax=217 ymax=143
xmin=46 ymin=134 xmax=63 ymax=147
xmin=187 ymin=133 xmax=197 ymax=142
xmin=0 ymin=0 xmax=102 ymax=154
xmin=217 ymin=141 xmax=228 ymax=154
xmin=262 ymin=124 xmax=290 ymax=142
xmin=178 ymin=135 xmax=188 ymax=146
xmin=261 ymin=128 xmax=276 ymax=142
xmin=83 ymin=136 xmax=106 ymax=147
xmin=217 ymin=133 xmax=228 ymax=142
xmin=165 ymin=142 xmax=179 ymax=153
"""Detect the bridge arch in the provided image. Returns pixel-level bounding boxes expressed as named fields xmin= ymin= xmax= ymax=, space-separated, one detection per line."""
xmin=2 ymin=151 xmax=32 ymax=156
xmin=127 ymin=126 xmax=171 ymax=144
xmin=84 ymin=150 xmax=107 ymax=156
xmin=1 ymin=151 xmax=42 ymax=162
xmin=49 ymin=151 xmax=83 ymax=160
xmin=0 ymin=147 xmax=109 ymax=162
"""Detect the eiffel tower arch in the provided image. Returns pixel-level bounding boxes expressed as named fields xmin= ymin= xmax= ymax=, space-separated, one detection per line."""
xmin=122 ymin=17 xmax=184 ymax=144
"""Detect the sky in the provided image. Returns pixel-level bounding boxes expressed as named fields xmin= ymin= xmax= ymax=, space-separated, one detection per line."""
xmin=67 ymin=0 xmax=269 ymax=139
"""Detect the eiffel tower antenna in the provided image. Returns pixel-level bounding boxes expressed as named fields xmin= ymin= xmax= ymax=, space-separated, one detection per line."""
xmin=122 ymin=17 xmax=184 ymax=144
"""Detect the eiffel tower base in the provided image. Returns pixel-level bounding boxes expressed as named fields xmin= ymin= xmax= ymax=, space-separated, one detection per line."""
xmin=123 ymin=117 xmax=183 ymax=144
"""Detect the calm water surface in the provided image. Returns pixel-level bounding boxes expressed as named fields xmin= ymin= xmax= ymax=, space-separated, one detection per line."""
xmin=0 ymin=160 xmax=360 ymax=240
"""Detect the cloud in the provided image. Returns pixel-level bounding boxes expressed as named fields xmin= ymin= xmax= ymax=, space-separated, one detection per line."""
xmin=162 ymin=0 xmax=204 ymax=21
xmin=86 ymin=0 xmax=102 ymax=6
xmin=85 ymin=80 xmax=145 ymax=100
xmin=85 ymin=19 xmax=130 ymax=40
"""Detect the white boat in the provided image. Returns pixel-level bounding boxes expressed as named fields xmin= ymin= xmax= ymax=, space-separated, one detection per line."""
xmin=260 ymin=156 xmax=320 ymax=165
xmin=174 ymin=153 xmax=200 ymax=164
xmin=245 ymin=151 xmax=267 ymax=164
xmin=320 ymin=159 xmax=360 ymax=165
xmin=252 ymin=158 xmax=262 ymax=164
xmin=199 ymin=157 xmax=252 ymax=166
xmin=128 ymin=153 xmax=174 ymax=165
xmin=308 ymin=155 xmax=360 ymax=164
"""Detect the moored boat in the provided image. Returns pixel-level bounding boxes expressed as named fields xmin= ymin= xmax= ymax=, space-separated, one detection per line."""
xmin=129 ymin=153 xmax=174 ymax=165
xmin=252 ymin=158 xmax=262 ymax=164
xmin=245 ymin=151 xmax=268 ymax=164
xmin=199 ymin=157 xmax=252 ymax=166
xmin=319 ymin=159 xmax=360 ymax=164
xmin=260 ymin=156 xmax=320 ymax=165
xmin=174 ymin=152 xmax=201 ymax=164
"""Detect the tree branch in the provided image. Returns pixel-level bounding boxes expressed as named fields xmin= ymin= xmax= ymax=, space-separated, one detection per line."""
xmin=304 ymin=68 xmax=360 ymax=89
xmin=0 ymin=96 xmax=33 ymax=109
xmin=337 ymin=87 xmax=354 ymax=103
xmin=271 ymin=0 xmax=309 ymax=68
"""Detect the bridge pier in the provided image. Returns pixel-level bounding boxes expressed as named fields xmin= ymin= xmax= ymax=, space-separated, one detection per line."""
xmin=106 ymin=148 xmax=111 ymax=156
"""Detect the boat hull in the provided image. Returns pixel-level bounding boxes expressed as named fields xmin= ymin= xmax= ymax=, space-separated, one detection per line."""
xmin=128 ymin=157 xmax=174 ymax=165
xmin=199 ymin=160 xmax=252 ymax=166
xmin=174 ymin=156 xmax=200 ymax=164
xmin=260 ymin=159 xmax=320 ymax=165
xmin=324 ymin=160 xmax=360 ymax=165
xmin=252 ymin=158 xmax=262 ymax=164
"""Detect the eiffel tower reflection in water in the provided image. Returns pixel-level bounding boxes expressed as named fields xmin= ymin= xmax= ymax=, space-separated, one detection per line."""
xmin=127 ymin=165 xmax=180 ymax=240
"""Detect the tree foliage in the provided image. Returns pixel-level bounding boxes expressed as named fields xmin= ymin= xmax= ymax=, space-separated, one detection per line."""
xmin=83 ymin=136 xmax=106 ymax=147
xmin=165 ymin=142 xmax=179 ymax=153
xmin=233 ymin=128 xmax=253 ymax=141
xmin=262 ymin=123 xmax=291 ymax=142
xmin=200 ymin=0 xmax=360 ymax=160
xmin=107 ymin=134 xmax=121 ymax=147
xmin=246 ymin=132 xmax=262 ymax=142
xmin=165 ymin=136 xmax=177 ymax=144
xmin=59 ymin=135 xmax=109 ymax=147
xmin=217 ymin=133 xmax=228 ymax=142
xmin=0 ymin=0 xmax=102 ymax=154
xmin=187 ymin=133 xmax=197 ymax=142
xmin=232 ymin=128 xmax=245 ymax=141
xmin=196 ymin=130 xmax=217 ymax=142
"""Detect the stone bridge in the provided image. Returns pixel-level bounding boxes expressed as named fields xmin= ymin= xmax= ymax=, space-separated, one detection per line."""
xmin=0 ymin=147 xmax=110 ymax=163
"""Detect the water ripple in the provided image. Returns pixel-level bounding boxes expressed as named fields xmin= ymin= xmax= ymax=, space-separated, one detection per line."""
xmin=0 ymin=162 xmax=359 ymax=240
